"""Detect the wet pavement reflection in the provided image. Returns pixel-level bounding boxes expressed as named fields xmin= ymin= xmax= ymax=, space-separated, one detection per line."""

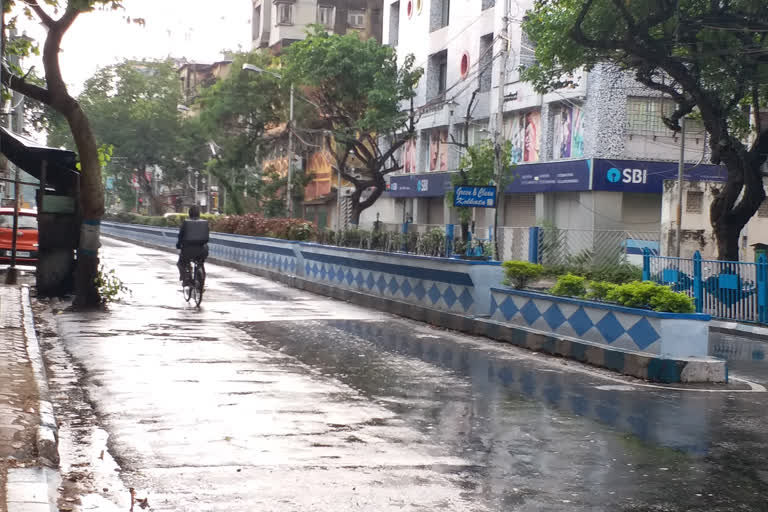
xmin=45 ymin=238 xmax=768 ymax=511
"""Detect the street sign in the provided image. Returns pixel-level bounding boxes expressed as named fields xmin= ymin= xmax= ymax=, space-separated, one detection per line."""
xmin=453 ymin=186 xmax=497 ymax=208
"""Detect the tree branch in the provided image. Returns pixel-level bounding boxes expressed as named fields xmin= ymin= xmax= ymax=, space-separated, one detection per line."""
xmin=25 ymin=0 xmax=55 ymax=28
xmin=1 ymin=64 xmax=51 ymax=104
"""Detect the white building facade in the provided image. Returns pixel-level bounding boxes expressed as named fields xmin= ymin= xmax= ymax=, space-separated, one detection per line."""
xmin=369 ymin=0 xmax=726 ymax=247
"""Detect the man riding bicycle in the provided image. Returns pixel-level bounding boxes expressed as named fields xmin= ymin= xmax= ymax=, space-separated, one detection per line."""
xmin=176 ymin=206 xmax=210 ymax=286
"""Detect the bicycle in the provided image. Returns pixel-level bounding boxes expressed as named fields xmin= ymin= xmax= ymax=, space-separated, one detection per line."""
xmin=182 ymin=258 xmax=206 ymax=307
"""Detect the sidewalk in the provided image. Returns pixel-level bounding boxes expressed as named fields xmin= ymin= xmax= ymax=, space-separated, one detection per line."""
xmin=0 ymin=285 xmax=58 ymax=512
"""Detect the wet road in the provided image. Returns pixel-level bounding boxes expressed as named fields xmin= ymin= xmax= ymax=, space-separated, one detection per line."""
xmin=43 ymin=238 xmax=768 ymax=511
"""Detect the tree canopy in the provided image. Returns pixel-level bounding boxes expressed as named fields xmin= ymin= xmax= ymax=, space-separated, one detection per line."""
xmin=196 ymin=51 xmax=286 ymax=215
xmin=283 ymin=29 xmax=422 ymax=224
xmin=523 ymin=0 xmax=768 ymax=260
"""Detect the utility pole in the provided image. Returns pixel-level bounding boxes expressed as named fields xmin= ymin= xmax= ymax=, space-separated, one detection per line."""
xmin=286 ymin=84 xmax=295 ymax=218
xmin=675 ymin=117 xmax=686 ymax=258
xmin=492 ymin=0 xmax=511 ymax=260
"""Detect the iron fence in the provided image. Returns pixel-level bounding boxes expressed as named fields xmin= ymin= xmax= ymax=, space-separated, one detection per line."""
xmin=497 ymin=227 xmax=531 ymax=262
xmin=536 ymin=227 xmax=660 ymax=271
xmin=644 ymin=251 xmax=768 ymax=323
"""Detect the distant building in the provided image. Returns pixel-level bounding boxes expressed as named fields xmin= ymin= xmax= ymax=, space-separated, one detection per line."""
xmin=178 ymin=60 xmax=233 ymax=108
xmin=251 ymin=0 xmax=384 ymax=52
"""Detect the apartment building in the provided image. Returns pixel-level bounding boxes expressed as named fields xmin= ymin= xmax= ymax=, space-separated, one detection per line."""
xmin=373 ymin=0 xmax=724 ymax=239
xmin=252 ymin=0 xmax=384 ymax=52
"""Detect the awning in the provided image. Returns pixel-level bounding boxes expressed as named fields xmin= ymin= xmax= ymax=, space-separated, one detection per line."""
xmin=0 ymin=126 xmax=79 ymax=192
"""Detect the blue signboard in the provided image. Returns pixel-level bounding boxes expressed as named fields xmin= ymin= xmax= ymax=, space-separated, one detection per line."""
xmin=505 ymin=159 xmax=592 ymax=193
xmin=454 ymin=186 xmax=497 ymax=208
xmin=592 ymin=159 xmax=727 ymax=193
xmin=388 ymin=172 xmax=452 ymax=197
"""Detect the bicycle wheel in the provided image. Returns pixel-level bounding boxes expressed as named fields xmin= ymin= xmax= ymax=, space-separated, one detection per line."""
xmin=183 ymin=284 xmax=192 ymax=302
xmin=193 ymin=265 xmax=204 ymax=307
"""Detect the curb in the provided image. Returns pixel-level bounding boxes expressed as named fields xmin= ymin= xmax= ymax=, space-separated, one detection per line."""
xmin=710 ymin=320 xmax=768 ymax=342
xmin=20 ymin=285 xmax=60 ymax=467
xmin=6 ymin=467 xmax=59 ymax=512
xmin=104 ymin=233 xmax=727 ymax=384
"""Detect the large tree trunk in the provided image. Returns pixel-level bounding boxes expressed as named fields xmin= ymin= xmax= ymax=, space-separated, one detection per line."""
xmin=710 ymin=148 xmax=766 ymax=261
xmin=66 ymin=103 xmax=105 ymax=309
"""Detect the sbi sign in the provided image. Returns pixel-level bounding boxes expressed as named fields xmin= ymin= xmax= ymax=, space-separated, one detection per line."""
xmin=607 ymin=167 xmax=647 ymax=184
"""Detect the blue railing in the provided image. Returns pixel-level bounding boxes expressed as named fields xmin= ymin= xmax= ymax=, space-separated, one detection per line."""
xmin=643 ymin=250 xmax=768 ymax=324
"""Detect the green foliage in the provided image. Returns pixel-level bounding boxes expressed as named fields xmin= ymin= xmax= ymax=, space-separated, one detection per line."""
xmin=586 ymin=280 xmax=617 ymax=301
xmin=197 ymin=51 xmax=286 ymax=215
xmin=542 ymin=262 xmax=643 ymax=285
xmin=283 ymin=29 xmax=423 ymax=222
xmin=606 ymin=281 xmax=695 ymax=313
xmin=550 ymin=273 xmax=587 ymax=297
xmin=502 ymin=260 xmax=544 ymax=289
xmin=94 ymin=265 xmax=130 ymax=306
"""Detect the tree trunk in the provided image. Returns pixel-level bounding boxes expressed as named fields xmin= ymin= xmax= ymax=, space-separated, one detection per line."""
xmin=66 ymin=103 xmax=105 ymax=309
xmin=709 ymin=148 xmax=766 ymax=261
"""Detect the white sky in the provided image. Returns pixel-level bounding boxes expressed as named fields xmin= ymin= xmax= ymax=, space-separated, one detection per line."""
xmin=18 ymin=0 xmax=253 ymax=94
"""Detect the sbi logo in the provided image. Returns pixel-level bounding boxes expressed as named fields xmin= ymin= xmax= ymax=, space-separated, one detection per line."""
xmin=606 ymin=167 xmax=647 ymax=184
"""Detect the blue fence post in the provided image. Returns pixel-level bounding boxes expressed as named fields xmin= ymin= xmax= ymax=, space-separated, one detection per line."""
xmin=528 ymin=226 xmax=540 ymax=263
xmin=642 ymin=248 xmax=651 ymax=281
xmin=693 ymin=250 xmax=703 ymax=313
xmin=445 ymin=224 xmax=454 ymax=257
xmin=758 ymin=254 xmax=767 ymax=324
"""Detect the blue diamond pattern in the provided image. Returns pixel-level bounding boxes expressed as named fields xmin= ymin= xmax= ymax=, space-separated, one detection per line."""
xmin=328 ymin=266 xmax=336 ymax=281
xmin=355 ymin=272 xmax=365 ymax=287
xmin=543 ymin=304 xmax=567 ymax=330
xmin=413 ymin=282 xmax=427 ymax=301
xmin=499 ymin=297 xmax=519 ymax=321
xmin=346 ymin=270 xmax=355 ymax=285
xmin=459 ymin=289 xmax=474 ymax=312
xmin=388 ymin=277 xmax=400 ymax=295
xmin=490 ymin=296 xmax=499 ymax=316
xmin=401 ymin=279 xmax=413 ymax=298
xmin=312 ymin=264 xmax=319 ymax=277
xmin=366 ymin=273 xmax=376 ymax=290
xmin=568 ymin=307 xmax=594 ymax=335
xmin=596 ymin=312 xmax=625 ymax=343
xmin=320 ymin=265 xmax=328 ymax=280
xmin=377 ymin=275 xmax=388 ymax=294
xmin=443 ymin=286 xmax=457 ymax=308
xmin=337 ymin=267 xmax=345 ymax=283
xmin=520 ymin=300 xmax=541 ymax=325
xmin=305 ymin=262 xmax=311 ymax=275
xmin=428 ymin=284 xmax=441 ymax=305
xmin=627 ymin=317 xmax=660 ymax=350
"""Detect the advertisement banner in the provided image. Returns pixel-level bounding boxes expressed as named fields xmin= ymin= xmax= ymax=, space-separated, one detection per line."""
xmin=388 ymin=172 xmax=452 ymax=197
xmin=505 ymin=159 xmax=591 ymax=193
xmin=454 ymin=186 xmax=497 ymax=208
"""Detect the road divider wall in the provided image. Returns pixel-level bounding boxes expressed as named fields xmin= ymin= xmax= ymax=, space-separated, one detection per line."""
xmin=102 ymin=222 xmax=725 ymax=383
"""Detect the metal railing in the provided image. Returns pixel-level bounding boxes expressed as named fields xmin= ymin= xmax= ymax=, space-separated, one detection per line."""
xmin=536 ymin=227 xmax=660 ymax=271
xmin=644 ymin=251 xmax=768 ymax=323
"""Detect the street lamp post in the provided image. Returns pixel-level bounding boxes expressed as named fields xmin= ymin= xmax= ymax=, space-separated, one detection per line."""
xmin=242 ymin=64 xmax=295 ymax=218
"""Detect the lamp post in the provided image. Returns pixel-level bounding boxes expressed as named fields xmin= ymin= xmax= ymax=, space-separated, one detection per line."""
xmin=242 ymin=63 xmax=295 ymax=217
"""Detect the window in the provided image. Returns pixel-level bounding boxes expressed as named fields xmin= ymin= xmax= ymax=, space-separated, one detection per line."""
xmin=482 ymin=0 xmax=495 ymax=9
xmin=347 ymin=9 xmax=365 ymax=28
xmin=758 ymin=200 xmax=768 ymax=218
xmin=276 ymin=3 xmax=293 ymax=25
xmin=520 ymin=29 xmax=537 ymax=68
xmin=686 ymin=191 xmax=704 ymax=214
xmin=389 ymin=2 xmax=400 ymax=46
xmin=427 ymin=50 xmax=448 ymax=100
xmin=430 ymin=0 xmax=450 ymax=31
xmin=626 ymin=97 xmax=706 ymax=136
xmin=317 ymin=5 xmax=335 ymax=28
xmin=252 ymin=5 xmax=262 ymax=41
xmin=479 ymin=33 xmax=493 ymax=92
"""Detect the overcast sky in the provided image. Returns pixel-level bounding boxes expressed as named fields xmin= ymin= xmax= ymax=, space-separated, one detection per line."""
xmin=18 ymin=0 xmax=252 ymax=94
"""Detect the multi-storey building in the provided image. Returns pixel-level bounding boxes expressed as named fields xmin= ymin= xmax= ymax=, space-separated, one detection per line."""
xmin=374 ymin=0 xmax=725 ymax=244
xmin=252 ymin=0 xmax=384 ymax=52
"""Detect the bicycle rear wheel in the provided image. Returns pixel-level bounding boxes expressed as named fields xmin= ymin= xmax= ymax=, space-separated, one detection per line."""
xmin=193 ymin=265 xmax=204 ymax=307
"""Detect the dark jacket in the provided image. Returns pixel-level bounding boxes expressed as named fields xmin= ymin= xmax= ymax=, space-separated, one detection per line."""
xmin=177 ymin=219 xmax=210 ymax=249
